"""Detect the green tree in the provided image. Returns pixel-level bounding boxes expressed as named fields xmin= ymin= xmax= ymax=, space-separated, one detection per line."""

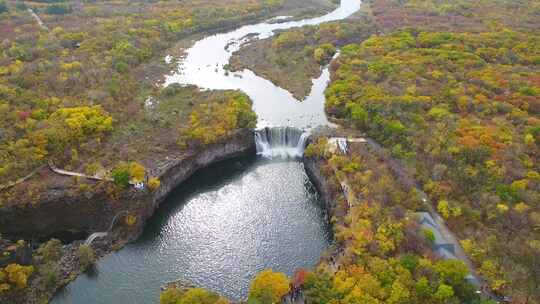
xmin=160 ymin=287 xmax=182 ymax=304
xmin=77 ymin=245 xmax=96 ymax=271
xmin=434 ymin=260 xmax=468 ymax=286
xmin=437 ymin=200 xmax=451 ymax=219
xmin=111 ymin=165 xmax=130 ymax=188
xmin=434 ymin=283 xmax=454 ymax=302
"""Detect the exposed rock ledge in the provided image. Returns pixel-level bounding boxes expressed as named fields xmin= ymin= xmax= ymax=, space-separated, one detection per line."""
xmin=303 ymin=156 xmax=334 ymax=213
xmin=0 ymin=129 xmax=255 ymax=240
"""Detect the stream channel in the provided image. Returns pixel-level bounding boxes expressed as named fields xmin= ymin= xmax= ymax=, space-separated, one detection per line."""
xmin=52 ymin=1 xmax=361 ymax=302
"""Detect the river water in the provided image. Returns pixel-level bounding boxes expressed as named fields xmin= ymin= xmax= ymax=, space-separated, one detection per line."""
xmin=52 ymin=1 xmax=360 ymax=303
xmin=165 ymin=0 xmax=360 ymax=129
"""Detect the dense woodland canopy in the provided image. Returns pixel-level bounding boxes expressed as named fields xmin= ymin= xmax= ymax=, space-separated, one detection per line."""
xmin=326 ymin=28 xmax=539 ymax=301
xmin=0 ymin=0 xmax=277 ymax=302
xmin=0 ymin=0 xmax=282 ymax=185
xmin=0 ymin=0 xmax=539 ymax=303
xmin=229 ymin=0 xmax=539 ymax=302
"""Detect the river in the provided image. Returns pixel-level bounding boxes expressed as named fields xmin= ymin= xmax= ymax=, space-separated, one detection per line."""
xmin=52 ymin=1 xmax=361 ymax=303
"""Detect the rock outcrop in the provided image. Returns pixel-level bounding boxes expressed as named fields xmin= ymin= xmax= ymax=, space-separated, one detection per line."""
xmin=0 ymin=130 xmax=255 ymax=240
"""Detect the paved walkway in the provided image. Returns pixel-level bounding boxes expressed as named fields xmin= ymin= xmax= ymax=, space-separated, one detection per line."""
xmin=48 ymin=161 xmax=141 ymax=187
xmin=325 ymin=136 xmax=500 ymax=301
xmin=28 ymin=8 xmax=48 ymax=31
xmin=48 ymin=161 xmax=113 ymax=182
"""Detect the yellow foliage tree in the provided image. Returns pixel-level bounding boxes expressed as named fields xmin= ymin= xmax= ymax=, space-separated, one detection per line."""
xmin=3 ymin=264 xmax=34 ymax=289
xmin=129 ymin=162 xmax=146 ymax=183
xmin=148 ymin=177 xmax=161 ymax=191
xmin=249 ymin=269 xmax=290 ymax=303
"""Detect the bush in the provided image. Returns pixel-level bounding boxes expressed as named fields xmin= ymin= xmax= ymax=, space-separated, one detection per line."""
xmin=15 ymin=2 xmax=26 ymax=10
xmin=111 ymin=166 xmax=130 ymax=188
xmin=148 ymin=177 xmax=161 ymax=191
xmin=1 ymin=264 xmax=34 ymax=290
xmin=39 ymin=262 xmax=59 ymax=288
xmin=124 ymin=214 xmax=137 ymax=226
xmin=37 ymin=238 xmax=63 ymax=262
xmin=313 ymin=43 xmax=336 ymax=64
xmin=179 ymin=92 xmax=256 ymax=146
xmin=248 ymin=269 xmax=290 ymax=303
xmin=128 ymin=162 xmax=145 ymax=183
xmin=422 ymin=228 xmax=436 ymax=244
xmin=77 ymin=245 xmax=96 ymax=271
xmin=160 ymin=287 xmax=229 ymax=304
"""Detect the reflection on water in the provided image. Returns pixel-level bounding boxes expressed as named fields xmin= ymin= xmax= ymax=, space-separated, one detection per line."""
xmin=53 ymin=1 xmax=362 ymax=302
xmin=53 ymin=158 xmax=331 ymax=303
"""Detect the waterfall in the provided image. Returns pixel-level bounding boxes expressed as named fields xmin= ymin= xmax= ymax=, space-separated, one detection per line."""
xmin=254 ymin=127 xmax=309 ymax=159
xmin=84 ymin=210 xmax=129 ymax=246
xmin=84 ymin=232 xmax=108 ymax=246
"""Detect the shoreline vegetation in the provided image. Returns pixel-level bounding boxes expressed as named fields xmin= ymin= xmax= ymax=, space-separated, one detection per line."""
xmin=227 ymin=0 xmax=540 ymax=302
xmin=0 ymin=0 xmax=339 ymax=302
xmin=0 ymin=0 xmax=537 ymax=303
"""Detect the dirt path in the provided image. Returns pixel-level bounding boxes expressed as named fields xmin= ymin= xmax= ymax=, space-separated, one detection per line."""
xmin=48 ymin=161 xmax=113 ymax=183
xmin=27 ymin=8 xmax=48 ymax=31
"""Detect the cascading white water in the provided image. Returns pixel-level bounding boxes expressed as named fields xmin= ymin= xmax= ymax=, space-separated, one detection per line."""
xmin=83 ymin=210 xmax=129 ymax=246
xmin=255 ymin=127 xmax=309 ymax=159
xmin=84 ymin=232 xmax=108 ymax=246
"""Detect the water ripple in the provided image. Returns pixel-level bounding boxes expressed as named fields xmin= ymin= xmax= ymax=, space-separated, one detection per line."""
xmin=52 ymin=159 xmax=331 ymax=303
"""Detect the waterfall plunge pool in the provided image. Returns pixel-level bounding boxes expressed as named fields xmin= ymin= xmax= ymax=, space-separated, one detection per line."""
xmin=53 ymin=0 xmax=362 ymax=302
xmin=53 ymin=153 xmax=331 ymax=303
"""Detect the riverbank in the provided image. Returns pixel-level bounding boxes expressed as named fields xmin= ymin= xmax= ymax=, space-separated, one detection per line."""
xmin=158 ymin=127 xmax=487 ymax=304
xmin=290 ymin=130 xmax=488 ymax=303
xmin=228 ymin=6 xmax=373 ymax=100
xmin=135 ymin=0 xmax=340 ymax=89
xmin=0 ymin=129 xmax=255 ymax=304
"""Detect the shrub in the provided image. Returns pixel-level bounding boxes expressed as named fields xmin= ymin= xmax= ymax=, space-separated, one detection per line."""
xmin=77 ymin=245 xmax=96 ymax=271
xmin=37 ymin=238 xmax=63 ymax=262
xmin=39 ymin=262 xmax=59 ymax=288
xmin=15 ymin=2 xmax=27 ymax=10
xmin=313 ymin=43 xmax=336 ymax=64
xmin=179 ymin=92 xmax=256 ymax=146
xmin=125 ymin=214 xmax=137 ymax=226
xmin=304 ymin=137 xmax=329 ymax=159
xmin=160 ymin=287 xmax=229 ymax=304
xmin=2 ymin=264 xmax=34 ymax=289
xmin=422 ymin=228 xmax=436 ymax=244
xmin=128 ymin=162 xmax=145 ymax=183
xmin=111 ymin=165 xmax=130 ymax=188
xmin=148 ymin=177 xmax=161 ymax=191
xmin=248 ymin=269 xmax=290 ymax=303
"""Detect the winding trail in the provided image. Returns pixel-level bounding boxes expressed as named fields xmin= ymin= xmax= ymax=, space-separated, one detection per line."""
xmin=48 ymin=161 xmax=112 ymax=183
xmin=47 ymin=161 xmax=140 ymax=187
xmin=27 ymin=8 xmax=48 ymax=31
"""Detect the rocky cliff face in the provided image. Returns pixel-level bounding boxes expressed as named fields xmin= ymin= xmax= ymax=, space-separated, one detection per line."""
xmin=0 ymin=130 xmax=255 ymax=240
xmin=303 ymin=155 xmax=334 ymax=213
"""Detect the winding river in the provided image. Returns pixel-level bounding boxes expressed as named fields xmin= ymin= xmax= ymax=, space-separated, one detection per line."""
xmin=52 ymin=1 xmax=361 ymax=303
